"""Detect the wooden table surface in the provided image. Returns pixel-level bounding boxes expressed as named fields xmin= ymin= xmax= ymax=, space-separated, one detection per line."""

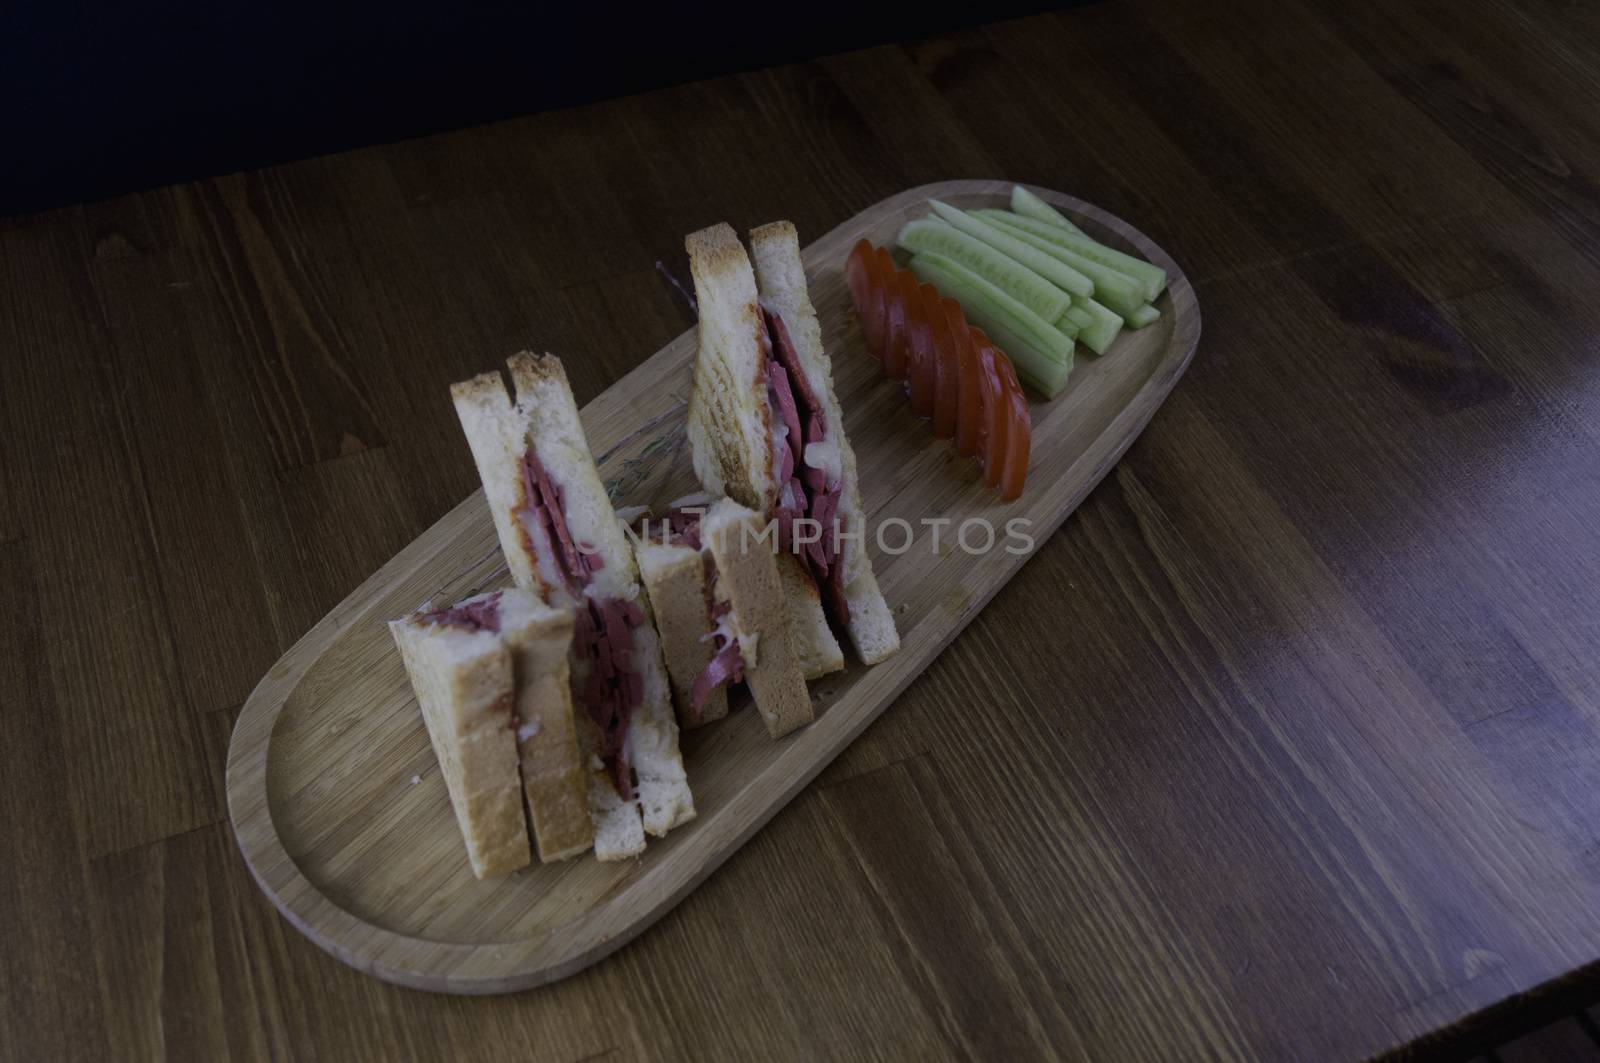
xmin=4 ymin=1 xmax=1599 ymax=1059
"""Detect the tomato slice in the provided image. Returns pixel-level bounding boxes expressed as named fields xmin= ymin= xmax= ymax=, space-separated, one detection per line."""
xmin=975 ymin=340 xmax=1008 ymax=490
xmin=882 ymin=260 xmax=910 ymax=380
xmin=846 ymin=239 xmax=886 ymax=356
xmin=994 ymin=355 xmax=1031 ymax=502
xmin=906 ymin=283 xmax=937 ymax=418
xmin=843 ymin=242 xmax=1030 ymax=500
xmin=927 ymin=291 xmax=958 ymax=439
xmin=957 ymin=324 xmax=984 ymax=458
xmin=892 ymin=268 xmax=923 ymax=393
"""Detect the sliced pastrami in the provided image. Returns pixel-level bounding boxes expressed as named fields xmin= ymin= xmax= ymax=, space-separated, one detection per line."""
xmin=768 ymin=352 xmax=804 ymax=465
xmin=761 ymin=305 xmax=850 ymax=629
xmin=516 ymin=447 xmax=646 ymax=799
xmin=519 ymin=450 xmax=604 ymax=595
xmin=419 ymin=591 xmax=503 ymax=633
xmin=664 ymin=507 xmax=705 ymax=550
xmin=632 ymin=506 xmax=706 ymax=551
xmin=573 ymin=593 xmax=648 ymax=799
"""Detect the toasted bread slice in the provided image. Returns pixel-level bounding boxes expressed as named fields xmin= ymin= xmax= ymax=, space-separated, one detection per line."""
xmin=508 ymin=352 xmax=694 ymax=842
xmin=455 ymin=353 xmax=695 ymax=854
xmin=685 ymin=223 xmax=844 ymax=678
xmin=634 ymin=536 xmax=728 ymax=727
xmin=451 ymin=371 xmax=547 ymax=597
xmin=454 ymin=369 xmax=634 ymax=856
xmin=701 ymin=499 xmax=813 ymax=737
xmin=750 ymin=221 xmax=900 ymax=665
xmin=686 ymin=223 xmax=774 ymax=510
xmin=389 ymin=592 xmax=531 ymax=879
xmin=453 ymin=366 xmax=643 ymax=860
xmin=776 ymin=552 xmax=844 ymax=677
xmin=497 ymin=589 xmax=592 ymax=863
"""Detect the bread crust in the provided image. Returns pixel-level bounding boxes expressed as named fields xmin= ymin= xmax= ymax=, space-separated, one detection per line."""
xmin=450 ymin=372 xmax=546 ymax=598
xmin=509 ymin=351 xmax=694 ymax=840
xmin=452 ymin=352 xmax=696 ymax=857
xmin=749 ymin=220 xmax=900 ymax=666
xmin=635 ymin=539 xmax=728 ymax=727
xmin=498 ymin=592 xmax=592 ymax=862
xmin=685 ymin=223 xmax=777 ymax=512
xmin=703 ymin=499 xmax=813 ymax=737
xmin=687 ymin=222 xmax=846 ymax=676
xmin=389 ymin=601 xmax=532 ymax=879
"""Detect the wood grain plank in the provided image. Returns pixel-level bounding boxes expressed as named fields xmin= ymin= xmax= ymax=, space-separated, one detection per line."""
xmin=924 ymin=17 xmax=1280 ymax=285
xmin=819 ymin=44 xmax=1002 ymax=193
xmin=0 ymin=539 xmax=111 ymax=1061
xmin=1169 ymin=241 xmax=1600 ymax=877
xmin=1309 ymin=0 xmax=1600 ymax=276
xmin=1110 ymin=2 xmax=1503 ymax=240
xmin=245 ymin=148 xmax=572 ymax=530
xmin=169 ymin=175 xmax=429 ymax=644
xmin=180 ymin=171 xmax=388 ymax=472
xmin=1093 ymin=403 xmax=1581 ymax=1052
xmin=273 ymin=448 xmax=422 ymax=631
xmin=881 ymin=467 xmax=1448 ymax=1057
xmin=819 ymin=754 xmax=1083 ymax=1059
xmin=0 ymin=212 xmax=219 ymax=856
xmin=87 ymin=816 xmax=650 ymax=1063
xmin=589 ymin=790 xmax=954 ymax=1061
xmin=74 ymin=190 xmax=280 ymax=714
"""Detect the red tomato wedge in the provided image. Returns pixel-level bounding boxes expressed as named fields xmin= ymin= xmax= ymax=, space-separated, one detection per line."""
xmin=842 ymin=241 xmax=1036 ymax=500
xmin=973 ymin=333 xmax=1008 ymax=490
xmin=955 ymin=317 xmax=983 ymax=458
xmin=905 ymin=283 xmax=937 ymax=418
xmin=882 ymin=254 xmax=911 ymax=379
xmin=896 ymin=270 xmax=925 ymax=401
xmin=925 ymin=289 xmax=958 ymax=439
xmin=994 ymin=356 xmax=1031 ymax=502
xmin=846 ymin=240 xmax=886 ymax=356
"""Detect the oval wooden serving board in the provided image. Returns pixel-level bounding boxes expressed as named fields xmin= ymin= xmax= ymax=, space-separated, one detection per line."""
xmin=227 ymin=180 xmax=1200 ymax=994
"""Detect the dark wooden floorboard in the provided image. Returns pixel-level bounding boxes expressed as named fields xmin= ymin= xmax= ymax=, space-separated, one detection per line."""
xmin=1495 ymin=1016 xmax=1600 ymax=1063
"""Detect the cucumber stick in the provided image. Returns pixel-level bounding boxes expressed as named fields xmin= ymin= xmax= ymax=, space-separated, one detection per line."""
xmin=909 ymin=252 xmax=1073 ymax=397
xmin=975 ymin=212 xmax=1145 ymax=314
xmin=1010 ymin=185 xmax=1085 ymax=237
xmin=1128 ymin=303 xmax=1161 ymax=329
xmin=926 ymin=200 xmax=1093 ymax=298
xmin=977 ymin=209 xmax=1167 ymax=302
xmin=1067 ymin=295 xmax=1124 ymax=354
xmin=897 ymin=217 xmax=1073 ymax=324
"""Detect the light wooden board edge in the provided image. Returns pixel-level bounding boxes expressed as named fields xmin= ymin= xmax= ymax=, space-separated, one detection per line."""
xmin=226 ymin=180 xmax=1201 ymax=993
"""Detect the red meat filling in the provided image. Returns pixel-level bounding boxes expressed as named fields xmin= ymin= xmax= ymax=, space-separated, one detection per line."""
xmin=419 ymin=591 xmax=503 ymax=633
xmin=517 ymin=449 xmax=643 ymax=798
xmin=762 ymin=305 xmax=849 ymax=628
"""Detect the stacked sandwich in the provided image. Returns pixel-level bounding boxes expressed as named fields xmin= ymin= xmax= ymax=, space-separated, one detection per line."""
xmin=637 ymin=221 xmax=901 ymax=738
xmin=392 ymin=222 xmax=899 ymax=877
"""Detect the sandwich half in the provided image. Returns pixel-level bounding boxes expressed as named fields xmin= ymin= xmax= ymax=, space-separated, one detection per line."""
xmin=748 ymin=221 xmax=899 ymax=666
xmin=389 ymin=587 xmax=591 ymax=876
xmin=685 ymin=221 xmax=899 ymax=673
xmin=633 ymin=506 xmax=728 ymax=728
xmin=633 ymin=498 xmax=812 ymax=737
xmin=453 ymin=353 xmax=694 ymax=860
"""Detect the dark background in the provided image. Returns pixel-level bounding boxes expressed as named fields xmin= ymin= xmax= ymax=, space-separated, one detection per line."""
xmin=2 ymin=1 xmax=1062 ymax=217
